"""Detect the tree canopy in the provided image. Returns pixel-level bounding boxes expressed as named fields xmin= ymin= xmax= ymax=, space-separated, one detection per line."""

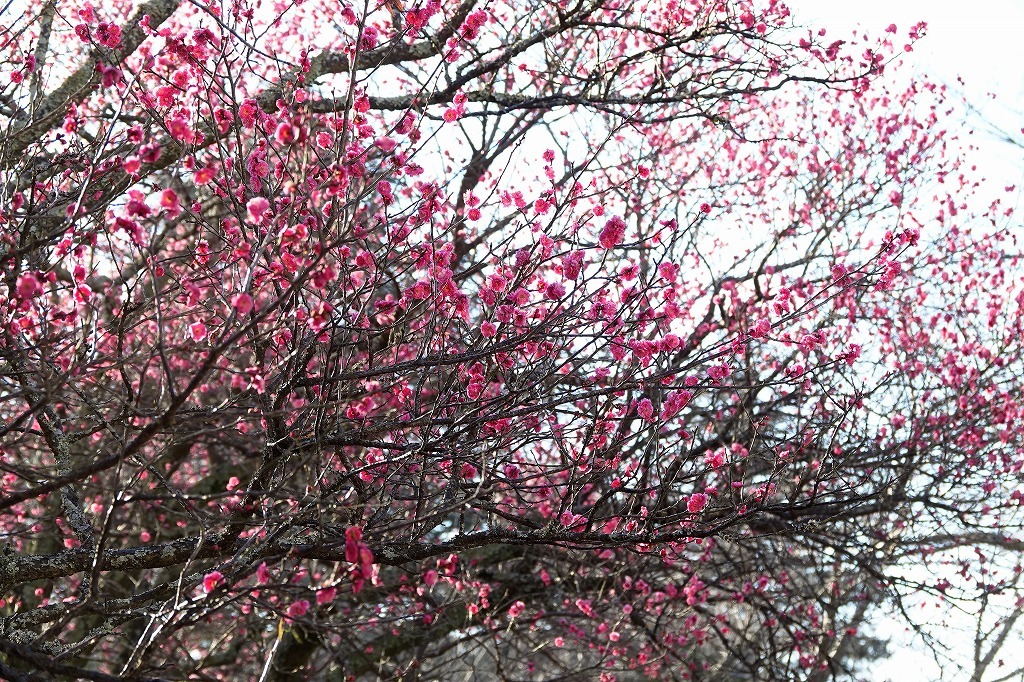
xmin=0 ymin=0 xmax=1021 ymax=680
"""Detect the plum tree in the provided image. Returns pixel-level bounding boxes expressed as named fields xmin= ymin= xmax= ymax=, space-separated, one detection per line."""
xmin=0 ymin=1 xmax=1020 ymax=680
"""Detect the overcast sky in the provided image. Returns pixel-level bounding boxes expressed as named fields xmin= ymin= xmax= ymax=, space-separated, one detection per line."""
xmin=786 ymin=0 xmax=1024 ymax=97
xmin=787 ymin=0 xmax=1024 ymax=199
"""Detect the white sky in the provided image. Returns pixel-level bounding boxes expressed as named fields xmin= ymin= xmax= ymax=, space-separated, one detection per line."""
xmin=782 ymin=2 xmax=1024 ymax=680
xmin=787 ymin=0 xmax=1024 ymax=197
xmin=786 ymin=0 xmax=1024 ymax=99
